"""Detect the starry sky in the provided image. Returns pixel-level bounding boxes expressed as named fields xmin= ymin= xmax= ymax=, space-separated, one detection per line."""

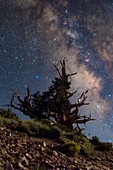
xmin=1 ymin=0 xmax=113 ymax=142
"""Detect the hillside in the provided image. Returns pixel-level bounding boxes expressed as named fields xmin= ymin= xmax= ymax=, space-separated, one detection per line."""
xmin=0 ymin=111 xmax=113 ymax=170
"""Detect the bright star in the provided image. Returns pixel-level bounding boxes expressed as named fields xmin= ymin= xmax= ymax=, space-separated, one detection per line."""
xmin=36 ymin=75 xmax=39 ymax=79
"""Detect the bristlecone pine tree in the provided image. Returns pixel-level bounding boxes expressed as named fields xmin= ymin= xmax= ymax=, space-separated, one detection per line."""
xmin=8 ymin=59 xmax=95 ymax=131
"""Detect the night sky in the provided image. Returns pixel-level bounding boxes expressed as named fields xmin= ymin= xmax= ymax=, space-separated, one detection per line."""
xmin=0 ymin=0 xmax=113 ymax=142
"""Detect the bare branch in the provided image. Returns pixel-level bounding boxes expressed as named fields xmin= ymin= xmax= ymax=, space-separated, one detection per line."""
xmin=27 ymin=86 xmax=31 ymax=99
xmin=67 ymin=72 xmax=77 ymax=77
xmin=75 ymin=117 xmax=95 ymax=124
xmin=76 ymin=123 xmax=85 ymax=132
xmin=67 ymin=88 xmax=79 ymax=98
xmin=85 ymin=90 xmax=88 ymax=94
xmin=53 ymin=63 xmax=62 ymax=78
xmin=77 ymin=90 xmax=89 ymax=106
xmin=60 ymin=60 xmax=63 ymax=67
xmin=17 ymin=95 xmax=24 ymax=104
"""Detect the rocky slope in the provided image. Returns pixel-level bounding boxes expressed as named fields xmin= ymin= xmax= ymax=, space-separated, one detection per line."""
xmin=0 ymin=125 xmax=113 ymax=170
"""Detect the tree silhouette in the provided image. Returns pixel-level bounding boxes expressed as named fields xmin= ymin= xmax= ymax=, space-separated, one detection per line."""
xmin=8 ymin=59 xmax=95 ymax=131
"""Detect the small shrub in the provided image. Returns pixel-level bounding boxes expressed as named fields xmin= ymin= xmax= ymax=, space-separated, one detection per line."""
xmin=81 ymin=139 xmax=95 ymax=157
xmin=91 ymin=136 xmax=100 ymax=145
xmin=4 ymin=118 xmax=19 ymax=127
xmin=61 ymin=131 xmax=74 ymax=140
xmin=25 ymin=120 xmax=40 ymax=134
xmin=59 ymin=135 xmax=69 ymax=144
xmin=56 ymin=124 xmax=70 ymax=132
xmin=17 ymin=120 xmax=45 ymax=135
xmin=59 ymin=131 xmax=76 ymax=144
xmin=0 ymin=115 xmax=19 ymax=128
xmin=40 ymin=119 xmax=55 ymax=126
xmin=0 ymin=108 xmax=19 ymax=120
xmin=61 ymin=141 xmax=81 ymax=157
xmin=61 ymin=130 xmax=85 ymax=141
xmin=17 ymin=121 xmax=31 ymax=134
xmin=0 ymin=116 xmax=4 ymax=126
xmin=16 ymin=120 xmax=38 ymax=135
xmin=48 ymin=126 xmax=61 ymax=139
xmin=99 ymin=142 xmax=112 ymax=151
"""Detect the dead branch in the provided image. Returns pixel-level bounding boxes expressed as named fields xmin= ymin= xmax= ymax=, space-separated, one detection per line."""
xmin=26 ymin=86 xmax=32 ymax=101
xmin=54 ymin=59 xmax=77 ymax=83
xmin=71 ymin=90 xmax=89 ymax=110
xmin=67 ymin=89 xmax=78 ymax=98
xmin=8 ymin=89 xmax=35 ymax=118
xmin=76 ymin=123 xmax=85 ymax=132
xmin=67 ymin=72 xmax=77 ymax=77
xmin=53 ymin=63 xmax=62 ymax=78
xmin=74 ymin=117 xmax=95 ymax=124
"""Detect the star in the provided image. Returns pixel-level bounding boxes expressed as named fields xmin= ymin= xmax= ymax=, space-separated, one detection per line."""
xmin=36 ymin=75 xmax=39 ymax=79
xmin=84 ymin=58 xmax=90 ymax=63
xmin=108 ymin=94 xmax=112 ymax=98
xmin=0 ymin=0 xmax=113 ymax=142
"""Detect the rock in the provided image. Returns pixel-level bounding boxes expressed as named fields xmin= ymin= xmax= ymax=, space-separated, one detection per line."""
xmin=52 ymin=150 xmax=58 ymax=156
xmin=18 ymin=162 xmax=24 ymax=169
xmin=39 ymin=161 xmax=55 ymax=169
xmin=95 ymin=157 xmax=101 ymax=161
xmin=9 ymin=133 xmax=12 ymax=137
xmin=110 ymin=163 xmax=113 ymax=168
xmin=41 ymin=146 xmax=45 ymax=151
xmin=8 ymin=163 xmax=14 ymax=170
xmin=51 ymin=144 xmax=54 ymax=148
xmin=21 ymin=156 xmax=29 ymax=166
xmin=17 ymin=143 xmax=23 ymax=147
xmin=67 ymin=165 xmax=77 ymax=169
xmin=56 ymin=164 xmax=66 ymax=169
xmin=74 ymin=160 xmax=78 ymax=164
xmin=25 ymin=153 xmax=32 ymax=160
xmin=43 ymin=141 xmax=46 ymax=147
xmin=107 ymin=155 xmax=113 ymax=163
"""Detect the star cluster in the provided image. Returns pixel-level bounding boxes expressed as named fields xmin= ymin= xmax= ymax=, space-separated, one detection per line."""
xmin=0 ymin=0 xmax=113 ymax=142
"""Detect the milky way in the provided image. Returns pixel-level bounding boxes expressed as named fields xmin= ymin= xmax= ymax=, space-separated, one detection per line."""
xmin=0 ymin=0 xmax=113 ymax=142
